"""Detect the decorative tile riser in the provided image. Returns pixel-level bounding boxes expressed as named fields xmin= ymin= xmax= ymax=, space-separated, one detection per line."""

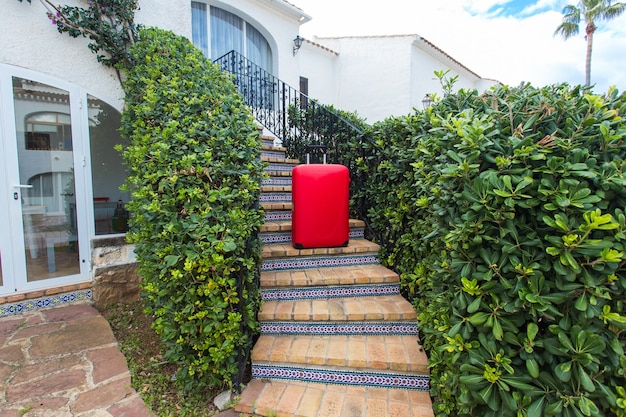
xmin=260 ymin=321 xmax=419 ymax=336
xmin=262 ymin=177 xmax=292 ymax=187
xmin=260 ymin=193 xmax=292 ymax=203
xmin=261 ymin=283 xmax=400 ymax=301
xmin=263 ymin=211 xmax=292 ymax=222
xmin=260 ymin=228 xmax=364 ymax=244
xmin=261 ymin=254 xmax=379 ymax=272
xmin=251 ymin=364 xmax=429 ymax=391
xmin=261 ymin=150 xmax=287 ymax=159
xmin=0 ymin=289 xmax=92 ymax=318
xmin=262 ymin=139 xmax=275 ymax=147
xmin=266 ymin=163 xmax=296 ymax=173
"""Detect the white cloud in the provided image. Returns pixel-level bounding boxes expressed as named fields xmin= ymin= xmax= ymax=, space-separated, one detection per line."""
xmin=291 ymin=0 xmax=626 ymax=93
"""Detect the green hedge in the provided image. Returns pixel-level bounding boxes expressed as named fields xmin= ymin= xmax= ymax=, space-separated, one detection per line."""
xmin=359 ymin=83 xmax=626 ymax=416
xmin=119 ymin=28 xmax=264 ymax=392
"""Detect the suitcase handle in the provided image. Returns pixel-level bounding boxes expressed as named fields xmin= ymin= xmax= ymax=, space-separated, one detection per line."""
xmin=306 ymin=144 xmax=327 ymax=164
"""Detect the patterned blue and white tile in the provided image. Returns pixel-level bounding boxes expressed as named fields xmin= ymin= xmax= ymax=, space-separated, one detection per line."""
xmin=261 ymin=254 xmax=380 ymax=272
xmin=261 ymin=283 xmax=400 ymax=301
xmin=252 ymin=364 xmax=429 ymax=391
xmin=0 ymin=289 xmax=93 ymax=318
xmin=260 ymin=321 xmax=419 ymax=336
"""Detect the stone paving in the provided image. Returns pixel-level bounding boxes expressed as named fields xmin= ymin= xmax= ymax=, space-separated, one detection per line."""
xmin=0 ymin=303 xmax=153 ymax=417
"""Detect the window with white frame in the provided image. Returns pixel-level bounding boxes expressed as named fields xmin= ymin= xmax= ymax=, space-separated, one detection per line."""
xmin=191 ymin=2 xmax=273 ymax=73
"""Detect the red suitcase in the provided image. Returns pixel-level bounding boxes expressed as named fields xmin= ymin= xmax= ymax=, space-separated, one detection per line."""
xmin=292 ymin=164 xmax=350 ymax=249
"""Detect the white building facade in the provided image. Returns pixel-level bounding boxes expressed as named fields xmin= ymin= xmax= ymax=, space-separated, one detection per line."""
xmin=0 ymin=0 xmax=495 ymax=306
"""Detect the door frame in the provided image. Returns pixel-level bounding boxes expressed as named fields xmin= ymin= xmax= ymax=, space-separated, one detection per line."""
xmin=0 ymin=64 xmax=92 ymax=295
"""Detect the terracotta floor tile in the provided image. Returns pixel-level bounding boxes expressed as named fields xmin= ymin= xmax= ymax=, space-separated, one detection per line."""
xmin=317 ymin=389 xmax=345 ymax=417
xmin=275 ymin=383 xmax=306 ymax=417
xmin=341 ymin=394 xmax=366 ymax=417
xmin=326 ymin=337 xmax=348 ymax=367
xmin=365 ymin=396 xmax=388 ymax=416
xmin=274 ymin=301 xmax=296 ymax=320
xmin=269 ymin=337 xmax=292 ymax=362
xmin=346 ymin=339 xmax=367 ymax=369
xmin=307 ymin=337 xmax=330 ymax=365
xmin=293 ymin=300 xmax=312 ymax=321
xmin=296 ymin=386 xmax=325 ymax=417
xmin=289 ymin=337 xmax=312 ymax=364
xmin=311 ymin=300 xmax=330 ymax=321
xmin=254 ymin=381 xmax=287 ymax=416
xmin=366 ymin=340 xmax=389 ymax=370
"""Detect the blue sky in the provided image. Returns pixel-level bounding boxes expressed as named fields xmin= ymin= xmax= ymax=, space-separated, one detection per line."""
xmin=290 ymin=0 xmax=626 ymax=94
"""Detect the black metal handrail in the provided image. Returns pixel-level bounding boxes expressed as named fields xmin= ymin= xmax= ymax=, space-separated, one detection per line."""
xmin=213 ymin=50 xmax=365 ymax=166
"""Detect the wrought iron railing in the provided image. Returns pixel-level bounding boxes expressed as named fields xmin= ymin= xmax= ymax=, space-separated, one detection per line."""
xmin=213 ymin=50 xmax=365 ymax=165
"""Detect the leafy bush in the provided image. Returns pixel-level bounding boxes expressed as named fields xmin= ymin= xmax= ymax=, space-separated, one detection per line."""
xmin=359 ymin=83 xmax=626 ymax=416
xmin=119 ymin=28 xmax=264 ymax=392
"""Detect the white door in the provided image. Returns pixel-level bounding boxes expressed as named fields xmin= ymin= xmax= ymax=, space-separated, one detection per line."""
xmin=0 ymin=70 xmax=90 ymax=295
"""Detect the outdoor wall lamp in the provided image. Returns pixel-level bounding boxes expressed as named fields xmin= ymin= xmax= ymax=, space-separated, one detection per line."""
xmin=293 ymin=35 xmax=304 ymax=56
xmin=422 ymin=94 xmax=434 ymax=109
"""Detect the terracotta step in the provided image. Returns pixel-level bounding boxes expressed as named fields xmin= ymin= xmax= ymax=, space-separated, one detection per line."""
xmin=236 ymin=379 xmax=435 ymax=417
xmin=261 ymin=143 xmax=287 ymax=152
xmin=262 ymin=155 xmax=300 ymax=164
xmin=262 ymin=240 xmax=380 ymax=260
xmin=261 ymin=264 xmax=399 ymax=288
xmin=261 ymin=202 xmax=293 ymax=211
xmin=252 ymin=334 xmax=428 ymax=373
xmin=261 ymin=185 xmax=292 ymax=193
xmin=258 ymin=294 xmax=417 ymax=322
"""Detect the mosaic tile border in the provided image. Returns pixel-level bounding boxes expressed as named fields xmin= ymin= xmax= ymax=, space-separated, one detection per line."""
xmin=264 ymin=211 xmax=292 ymax=222
xmin=261 ymin=284 xmax=400 ymax=301
xmin=261 ymin=254 xmax=379 ymax=272
xmin=0 ymin=289 xmax=93 ymax=318
xmin=262 ymin=177 xmax=292 ymax=187
xmin=260 ymin=193 xmax=292 ymax=203
xmin=266 ymin=163 xmax=295 ymax=173
xmin=261 ymin=140 xmax=275 ymax=147
xmin=260 ymin=229 xmax=365 ymax=245
xmin=252 ymin=364 xmax=429 ymax=391
xmin=261 ymin=151 xmax=286 ymax=159
xmin=260 ymin=321 xmax=419 ymax=336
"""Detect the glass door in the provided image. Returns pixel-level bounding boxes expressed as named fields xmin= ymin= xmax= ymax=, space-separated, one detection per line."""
xmin=0 ymin=72 xmax=89 ymax=294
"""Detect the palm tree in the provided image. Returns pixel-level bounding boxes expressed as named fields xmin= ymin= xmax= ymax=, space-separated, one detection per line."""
xmin=554 ymin=0 xmax=626 ymax=86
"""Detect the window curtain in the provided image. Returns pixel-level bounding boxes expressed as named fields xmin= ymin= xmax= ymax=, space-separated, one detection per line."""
xmin=191 ymin=2 xmax=209 ymax=57
xmin=210 ymin=7 xmax=243 ymax=60
xmin=246 ymin=24 xmax=272 ymax=74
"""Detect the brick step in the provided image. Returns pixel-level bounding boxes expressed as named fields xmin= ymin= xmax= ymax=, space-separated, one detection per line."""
xmin=252 ymin=334 xmax=428 ymax=374
xmin=258 ymin=294 xmax=417 ymax=322
xmin=261 ymin=155 xmax=299 ymax=164
xmin=261 ymin=143 xmax=286 ymax=153
xmin=261 ymin=202 xmax=292 ymax=211
xmin=262 ymin=240 xmax=380 ymax=261
xmin=261 ymin=185 xmax=292 ymax=193
xmin=236 ymin=380 xmax=434 ymax=417
xmin=261 ymin=264 xmax=399 ymax=289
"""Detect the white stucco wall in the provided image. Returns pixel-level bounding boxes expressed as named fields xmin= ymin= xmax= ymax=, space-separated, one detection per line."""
xmin=3 ymin=0 xmax=190 ymax=111
xmin=297 ymin=41 xmax=339 ymax=106
xmin=300 ymin=35 xmax=501 ymax=123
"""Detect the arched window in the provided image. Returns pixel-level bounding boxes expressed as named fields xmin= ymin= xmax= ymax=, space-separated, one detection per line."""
xmin=191 ymin=3 xmax=273 ymax=73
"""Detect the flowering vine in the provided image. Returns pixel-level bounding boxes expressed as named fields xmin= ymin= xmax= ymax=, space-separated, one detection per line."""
xmin=17 ymin=0 xmax=139 ymax=74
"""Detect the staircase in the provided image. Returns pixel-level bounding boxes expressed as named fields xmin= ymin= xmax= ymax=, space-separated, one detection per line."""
xmin=235 ymin=132 xmax=434 ymax=417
